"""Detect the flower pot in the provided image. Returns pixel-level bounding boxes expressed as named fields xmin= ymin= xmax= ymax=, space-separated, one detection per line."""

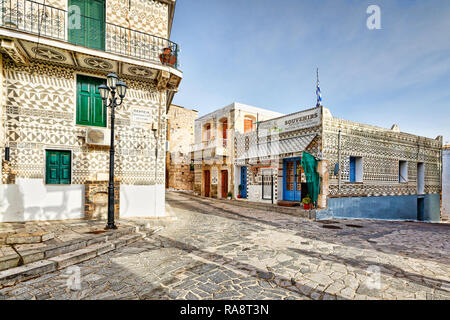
xmin=303 ymin=203 xmax=311 ymax=210
xmin=159 ymin=48 xmax=177 ymax=66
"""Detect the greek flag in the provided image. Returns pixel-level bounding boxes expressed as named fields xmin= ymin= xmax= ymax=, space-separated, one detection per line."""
xmin=316 ymin=68 xmax=322 ymax=107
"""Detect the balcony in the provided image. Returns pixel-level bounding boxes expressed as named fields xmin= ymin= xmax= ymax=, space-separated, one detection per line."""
xmin=191 ymin=138 xmax=230 ymax=159
xmin=0 ymin=0 xmax=180 ymax=69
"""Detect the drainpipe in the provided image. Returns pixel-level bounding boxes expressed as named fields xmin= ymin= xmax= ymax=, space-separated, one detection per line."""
xmin=337 ymin=129 xmax=342 ymax=193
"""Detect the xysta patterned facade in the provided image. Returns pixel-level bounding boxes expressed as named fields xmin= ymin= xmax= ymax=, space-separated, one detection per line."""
xmin=0 ymin=0 xmax=182 ymax=222
xmin=234 ymin=106 xmax=443 ymax=222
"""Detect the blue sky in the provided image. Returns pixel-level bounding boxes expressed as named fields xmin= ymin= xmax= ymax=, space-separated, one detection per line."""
xmin=170 ymin=0 xmax=450 ymax=143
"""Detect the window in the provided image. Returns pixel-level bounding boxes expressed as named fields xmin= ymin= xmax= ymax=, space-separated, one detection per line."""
xmin=349 ymin=156 xmax=363 ymax=182
xmin=205 ymin=124 xmax=211 ymax=140
xmin=244 ymin=117 xmax=255 ymax=133
xmin=45 ymin=150 xmax=71 ymax=184
xmin=68 ymin=0 xmax=105 ymax=50
xmin=399 ymin=161 xmax=408 ymax=183
xmin=76 ymin=75 xmax=106 ymax=127
xmin=222 ymin=120 xmax=227 ymax=140
xmin=417 ymin=162 xmax=425 ymax=194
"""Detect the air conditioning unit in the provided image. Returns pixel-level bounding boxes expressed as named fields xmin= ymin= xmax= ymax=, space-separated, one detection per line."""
xmin=85 ymin=127 xmax=110 ymax=146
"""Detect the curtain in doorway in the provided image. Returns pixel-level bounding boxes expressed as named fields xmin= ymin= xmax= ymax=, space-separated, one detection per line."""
xmin=301 ymin=152 xmax=320 ymax=206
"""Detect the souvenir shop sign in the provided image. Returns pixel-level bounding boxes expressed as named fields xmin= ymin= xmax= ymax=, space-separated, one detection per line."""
xmin=258 ymin=107 xmax=321 ymax=135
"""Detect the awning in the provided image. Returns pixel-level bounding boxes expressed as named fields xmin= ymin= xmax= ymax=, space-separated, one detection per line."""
xmin=236 ymin=134 xmax=316 ymax=161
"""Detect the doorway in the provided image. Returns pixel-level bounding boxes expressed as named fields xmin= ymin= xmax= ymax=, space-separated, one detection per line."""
xmin=204 ymin=170 xmax=210 ymax=197
xmin=283 ymin=157 xmax=301 ymax=201
xmin=221 ymin=170 xmax=228 ymax=198
xmin=417 ymin=197 xmax=425 ymax=221
xmin=240 ymin=166 xmax=247 ymax=198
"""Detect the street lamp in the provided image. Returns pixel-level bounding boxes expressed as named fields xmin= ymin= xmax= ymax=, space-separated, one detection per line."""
xmin=99 ymin=73 xmax=128 ymax=230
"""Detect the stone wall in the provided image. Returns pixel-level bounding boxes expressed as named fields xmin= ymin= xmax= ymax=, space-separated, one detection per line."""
xmin=166 ymin=104 xmax=197 ymax=191
xmin=84 ymin=179 xmax=120 ymax=220
xmin=167 ymin=105 xmax=197 ymax=154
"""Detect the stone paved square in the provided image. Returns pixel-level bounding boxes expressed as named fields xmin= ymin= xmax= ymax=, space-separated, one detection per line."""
xmin=0 ymin=191 xmax=449 ymax=300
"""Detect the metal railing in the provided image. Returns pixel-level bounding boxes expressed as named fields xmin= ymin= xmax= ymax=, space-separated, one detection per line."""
xmin=0 ymin=0 xmax=180 ymax=68
xmin=190 ymin=138 xmax=229 ymax=153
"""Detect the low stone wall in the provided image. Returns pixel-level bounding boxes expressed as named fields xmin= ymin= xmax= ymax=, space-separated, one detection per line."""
xmin=328 ymin=194 xmax=441 ymax=222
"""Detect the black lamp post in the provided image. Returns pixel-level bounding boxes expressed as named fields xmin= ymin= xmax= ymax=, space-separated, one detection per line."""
xmin=99 ymin=73 xmax=128 ymax=230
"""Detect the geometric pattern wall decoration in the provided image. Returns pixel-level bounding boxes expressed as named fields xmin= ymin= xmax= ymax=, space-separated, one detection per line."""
xmin=2 ymin=57 xmax=167 ymax=186
xmin=106 ymin=0 xmax=169 ymax=38
xmin=14 ymin=0 xmax=169 ymax=39
xmin=322 ymin=110 xmax=442 ymax=197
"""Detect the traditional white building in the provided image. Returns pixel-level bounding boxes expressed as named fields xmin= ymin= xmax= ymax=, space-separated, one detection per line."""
xmin=191 ymin=102 xmax=283 ymax=199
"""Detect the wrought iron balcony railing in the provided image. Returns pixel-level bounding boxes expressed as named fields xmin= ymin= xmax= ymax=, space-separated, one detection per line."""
xmin=190 ymin=138 xmax=229 ymax=155
xmin=0 ymin=0 xmax=180 ymax=69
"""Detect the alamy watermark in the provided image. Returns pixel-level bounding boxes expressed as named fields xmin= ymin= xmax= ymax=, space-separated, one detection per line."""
xmin=365 ymin=265 xmax=381 ymax=290
xmin=68 ymin=5 xmax=81 ymax=30
xmin=366 ymin=5 xmax=381 ymax=30
xmin=65 ymin=265 xmax=81 ymax=291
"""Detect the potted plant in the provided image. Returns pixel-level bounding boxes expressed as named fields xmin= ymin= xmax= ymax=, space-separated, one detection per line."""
xmin=159 ymin=47 xmax=177 ymax=66
xmin=227 ymin=192 xmax=233 ymax=200
xmin=302 ymin=194 xmax=312 ymax=210
xmin=237 ymin=185 xmax=242 ymax=198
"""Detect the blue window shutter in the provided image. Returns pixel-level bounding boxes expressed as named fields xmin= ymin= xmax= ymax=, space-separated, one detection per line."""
xmin=349 ymin=157 xmax=356 ymax=182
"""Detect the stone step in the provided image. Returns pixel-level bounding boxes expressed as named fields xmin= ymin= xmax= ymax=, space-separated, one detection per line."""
xmin=0 ymin=232 xmax=144 ymax=288
xmin=5 ymin=232 xmax=55 ymax=245
xmin=0 ymin=225 xmax=143 ymax=272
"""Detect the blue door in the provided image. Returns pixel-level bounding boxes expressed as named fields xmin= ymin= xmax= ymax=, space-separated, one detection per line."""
xmin=240 ymin=167 xmax=247 ymax=198
xmin=349 ymin=157 xmax=356 ymax=182
xmin=283 ymin=158 xmax=301 ymax=201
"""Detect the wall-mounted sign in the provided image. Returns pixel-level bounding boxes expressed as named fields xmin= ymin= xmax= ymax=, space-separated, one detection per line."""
xmin=211 ymin=167 xmax=218 ymax=184
xmin=258 ymin=107 xmax=321 ymax=135
xmin=132 ymin=108 xmax=152 ymax=124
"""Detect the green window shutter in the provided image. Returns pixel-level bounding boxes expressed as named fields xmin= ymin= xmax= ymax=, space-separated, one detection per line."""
xmin=68 ymin=0 xmax=105 ymax=50
xmin=91 ymin=79 xmax=106 ymax=127
xmin=68 ymin=0 xmax=86 ymax=47
xmin=76 ymin=78 xmax=91 ymax=125
xmin=60 ymin=152 xmax=72 ymax=184
xmin=46 ymin=150 xmax=60 ymax=184
xmin=46 ymin=150 xmax=71 ymax=184
xmin=87 ymin=0 xmax=106 ymax=51
xmin=76 ymin=75 xmax=106 ymax=127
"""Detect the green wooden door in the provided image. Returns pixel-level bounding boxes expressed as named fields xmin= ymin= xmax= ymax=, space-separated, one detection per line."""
xmin=68 ymin=0 xmax=105 ymax=50
xmin=46 ymin=150 xmax=71 ymax=184
xmin=76 ymin=75 xmax=106 ymax=127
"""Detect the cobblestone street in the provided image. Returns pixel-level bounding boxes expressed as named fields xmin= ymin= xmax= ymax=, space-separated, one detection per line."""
xmin=1 ymin=191 xmax=449 ymax=300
